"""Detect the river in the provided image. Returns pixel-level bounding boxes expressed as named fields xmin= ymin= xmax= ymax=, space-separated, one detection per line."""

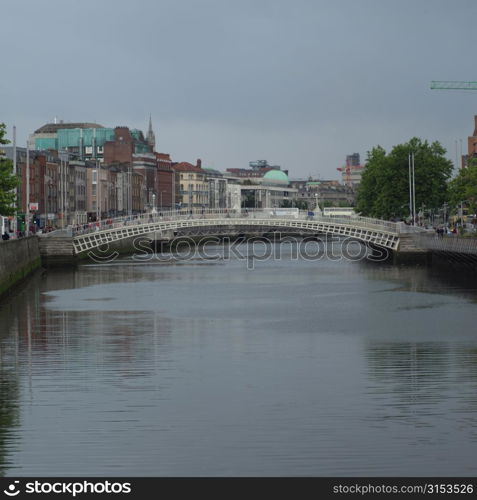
xmin=1 ymin=241 xmax=477 ymax=476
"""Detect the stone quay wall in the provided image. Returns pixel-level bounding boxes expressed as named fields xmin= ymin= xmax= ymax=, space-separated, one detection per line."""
xmin=0 ymin=236 xmax=41 ymax=298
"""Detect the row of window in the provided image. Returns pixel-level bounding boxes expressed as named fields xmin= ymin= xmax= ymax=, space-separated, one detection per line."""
xmin=180 ymin=173 xmax=205 ymax=180
xmin=179 ymin=184 xmax=208 ymax=191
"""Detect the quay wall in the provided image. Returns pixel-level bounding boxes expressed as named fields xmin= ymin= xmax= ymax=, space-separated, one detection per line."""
xmin=0 ymin=237 xmax=41 ymax=298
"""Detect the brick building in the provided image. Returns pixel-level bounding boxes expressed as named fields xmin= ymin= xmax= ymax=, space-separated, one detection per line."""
xmin=156 ymin=153 xmax=174 ymax=209
xmin=462 ymin=115 xmax=477 ymax=168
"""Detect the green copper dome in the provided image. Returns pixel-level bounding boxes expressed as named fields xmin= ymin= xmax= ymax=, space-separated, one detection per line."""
xmin=262 ymin=169 xmax=289 ymax=184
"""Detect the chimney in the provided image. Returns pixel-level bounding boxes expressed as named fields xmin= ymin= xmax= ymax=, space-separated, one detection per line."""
xmin=474 ymin=115 xmax=477 ymax=136
xmin=197 ymin=158 xmax=202 ymax=168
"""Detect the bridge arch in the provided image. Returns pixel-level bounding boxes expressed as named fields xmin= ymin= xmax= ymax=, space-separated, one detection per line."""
xmin=72 ymin=212 xmax=403 ymax=255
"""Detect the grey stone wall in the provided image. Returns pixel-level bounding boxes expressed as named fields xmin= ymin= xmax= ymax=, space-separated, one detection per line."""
xmin=0 ymin=237 xmax=41 ymax=297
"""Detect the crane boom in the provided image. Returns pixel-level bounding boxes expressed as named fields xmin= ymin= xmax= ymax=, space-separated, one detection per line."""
xmin=431 ymin=81 xmax=477 ymax=90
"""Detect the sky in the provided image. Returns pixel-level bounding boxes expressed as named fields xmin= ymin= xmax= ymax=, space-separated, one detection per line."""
xmin=1 ymin=0 xmax=477 ymax=179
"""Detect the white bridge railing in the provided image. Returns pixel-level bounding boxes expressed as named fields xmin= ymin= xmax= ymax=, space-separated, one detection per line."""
xmin=56 ymin=208 xmax=420 ymax=237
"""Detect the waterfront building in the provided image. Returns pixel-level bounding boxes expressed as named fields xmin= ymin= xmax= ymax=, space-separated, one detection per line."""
xmin=203 ymin=168 xmax=228 ymax=209
xmin=100 ymin=126 xmax=156 ymax=216
xmin=225 ymin=167 xmax=296 ymax=208
xmin=4 ymin=147 xmax=60 ymax=228
xmin=155 ymin=153 xmax=175 ymax=210
xmin=67 ymin=159 xmax=88 ymax=225
xmin=290 ymin=178 xmax=355 ymax=209
xmin=173 ymin=160 xmax=209 ymax=208
xmin=29 ymin=122 xmax=111 ymax=160
xmin=30 ymin=121 xmax=157 ymax=217
xmin=2 ymin=147 xmax=90 ymax=228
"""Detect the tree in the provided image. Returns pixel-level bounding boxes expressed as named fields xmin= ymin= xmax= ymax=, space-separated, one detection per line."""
xmin=448 ymin=158 xmax=477 ymax=215
xmin=356 ymin=138 xmax=453 ymax=220
xmin=0 ymin=123 xmax=19 ymax=216
xmin=355 ymin=146 xmax=386 ymax=216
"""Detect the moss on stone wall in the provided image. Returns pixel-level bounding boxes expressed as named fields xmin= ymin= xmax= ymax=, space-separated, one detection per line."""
xmin=0 ymin=238 xmax=42 ymax=299
xmin=0 ymin=256 xmax=41 ymax=298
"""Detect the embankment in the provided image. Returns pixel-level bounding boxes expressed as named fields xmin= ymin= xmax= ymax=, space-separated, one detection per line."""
xmin=0 ymin=237 xmax=41 ymax=298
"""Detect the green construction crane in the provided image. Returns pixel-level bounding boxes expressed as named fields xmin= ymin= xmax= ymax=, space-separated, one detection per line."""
xmin=431 ymin=81 xmax=477 ymax=90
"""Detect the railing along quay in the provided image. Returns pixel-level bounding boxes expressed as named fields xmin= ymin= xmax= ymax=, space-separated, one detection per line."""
xmin=415 ymin=233 xmax=477 ymax=255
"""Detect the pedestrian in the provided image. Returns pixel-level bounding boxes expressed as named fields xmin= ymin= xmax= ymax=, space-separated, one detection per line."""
xmin=2 ymin=231 xmax=10 ymax=240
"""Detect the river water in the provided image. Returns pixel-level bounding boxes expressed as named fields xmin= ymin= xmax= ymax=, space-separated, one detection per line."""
xmin=1 ymin=241 xmax=477 ymax=476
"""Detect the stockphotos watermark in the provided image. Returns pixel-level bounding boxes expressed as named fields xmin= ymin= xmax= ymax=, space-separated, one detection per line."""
xmin=87 ymin=233 xmax=390 ymax=268
xmin=2 ymin=480 xmax=132 ymax=497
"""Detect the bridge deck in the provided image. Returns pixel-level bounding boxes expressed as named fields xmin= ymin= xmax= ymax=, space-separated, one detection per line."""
xmin=48 ymin=209 xmax=424 ymax=255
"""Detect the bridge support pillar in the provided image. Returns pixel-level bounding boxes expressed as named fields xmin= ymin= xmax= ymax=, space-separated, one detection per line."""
xmin=39 ymin=236 xmax=77 ymax=267
xmin=392 ymin=250 xmax=431 ymax=265
xmin=150 ymin=229 xmax=174 ymax=253
xmin=393 ymin=234 xmax=430 ymax=265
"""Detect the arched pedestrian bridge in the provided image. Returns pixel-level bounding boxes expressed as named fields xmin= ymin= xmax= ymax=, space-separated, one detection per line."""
xmin=39 ymin=209 xmax=426 ymax=263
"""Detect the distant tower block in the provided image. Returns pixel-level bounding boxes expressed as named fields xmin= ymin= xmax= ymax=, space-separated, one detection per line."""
xmin=146 ymin=115 xmax=156 ymax=151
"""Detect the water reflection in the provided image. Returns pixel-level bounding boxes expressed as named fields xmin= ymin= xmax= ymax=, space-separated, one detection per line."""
xmin=365 ymin=342 xmax=451 ymax=414
xmin=360 ymin=260 xmax=477 ymax=301
xmin=1 ymin=248 xmax=477 ymax=475
xmin=0 ymin=270 xmax=178 ymax=475
xmin=0 ymin=275 xmax=40 ymax=476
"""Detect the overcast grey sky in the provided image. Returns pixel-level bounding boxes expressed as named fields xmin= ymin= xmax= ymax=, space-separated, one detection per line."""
xmin=1 ymin=0 xmax=477 ymax=178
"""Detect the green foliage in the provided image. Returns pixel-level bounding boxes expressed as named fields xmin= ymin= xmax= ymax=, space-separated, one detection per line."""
xmin=356 ymin=138 xmax=452 ymax=219
xmin=448 ymin=158 xmax=477 ymax=214
xmin=0 ymin=123 xmax=19 ymax=216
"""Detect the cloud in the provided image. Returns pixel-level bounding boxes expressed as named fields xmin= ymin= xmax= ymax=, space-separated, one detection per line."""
xmin=1 ymin=0 xmax=476 ymax=176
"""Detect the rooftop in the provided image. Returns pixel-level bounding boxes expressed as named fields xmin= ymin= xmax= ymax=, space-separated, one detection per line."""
xmin=34 ymin=122 xmax=105 ymax=134
xmin=262 ymin=169 xmax=289 ymax=183
xmin=173 ymin=162 xmax=205 ymax=173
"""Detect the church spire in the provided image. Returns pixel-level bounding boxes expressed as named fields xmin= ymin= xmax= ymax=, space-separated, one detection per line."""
xmin=146 ymin=114 xmax=156 ymax=151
